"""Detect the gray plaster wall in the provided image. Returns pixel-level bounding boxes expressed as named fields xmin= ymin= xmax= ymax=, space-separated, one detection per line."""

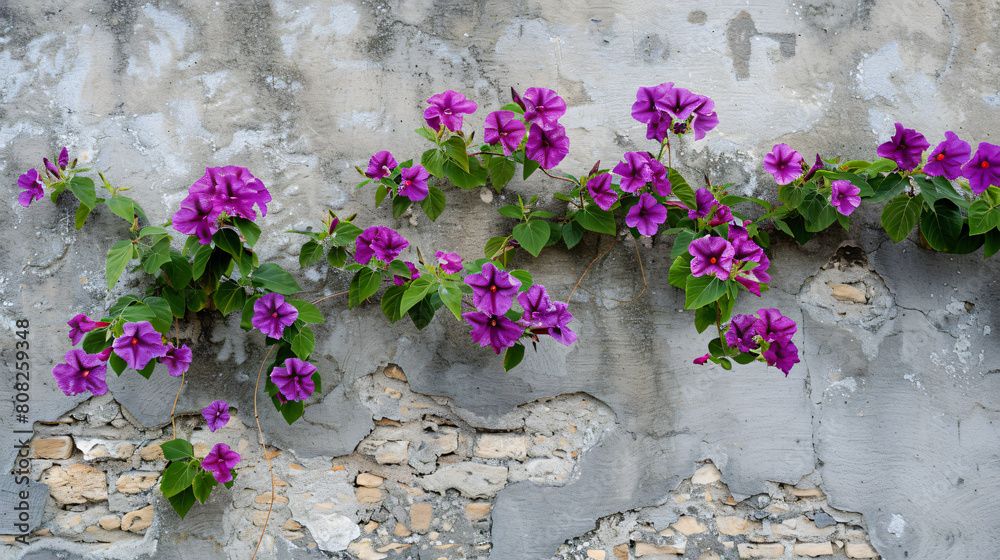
xmin=0 ymin=0 xmax=998 ymax=559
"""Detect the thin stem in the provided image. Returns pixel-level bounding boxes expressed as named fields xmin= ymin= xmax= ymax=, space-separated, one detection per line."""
xmin=468 ymin=150 xmax=505 ymax=157
xmin=251 ymin=344 xmax=277 ymax=560
xmin=667 ymin=136 xmax=672 ymax=169
xmin=541 ymin=169 xmax=577 ymax=184
xmin=170 ymin=371 xmax=184 ymax=440
xmin=566 ymin=238 xmax=616 ymax=304
xmin=310 ymin=290 xmax=349 ymax=306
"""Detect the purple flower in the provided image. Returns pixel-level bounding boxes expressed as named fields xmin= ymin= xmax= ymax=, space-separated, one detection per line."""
xmin=365 ymin=151 xmax=397 ymax=180
xmin=17 ymin=169 xmax=45 ymax=208
xmin=58 ymin=147 xmax=69 ymax=168
xmin=424 ymin=90 xmax=478 ymax=132
xmin=613 ymin=152 xmax=654 ymax=193
xmin=67 ymin=314 xmax=108 ymax=345
xmin=523 ymin=87 xmax=567 ymax=130
xmin=517 ymin=285 xmax=553 ymax=327
xmin=632 ymin=83 xmax=672 ymax=124
xmin=354 ymin=226 xmax=409 ymax=265
xmin=484 ymin=110 xmax=526 ymax=156
xmin=43 ymin=157 xmax=61 ymax=179
xmin=646 ymin=115 xmax=671 ymax=143
xmin=961 ymin=142 xmax=1000 ymax=195
xmin=687 ymin=188 xmax=717 ymax=220
xmin=202 ymin=400 xmax=230 ymax=432
xmin=201 ymin=443 xmax=241 ymax=484
xmin=393 ymin=261 xmax=420 ymax=286
xmin=726 ymin=314 xmax=761 ymax=353
xmin=656 ymin=85 xmax=700 ymax=121
xmin=172 ymin=194 xmax=221 ymax=245
xmin=464 ymin=262 xmax=521 ymax=315
xmin=754 ymin=308 xmax=796 ymax=344
xmin=763 ymin=339 xmax=799 ymax=376
xmin=189 ymin=166 xmax=271 ymax=221
xmin=525 ymin=123 xmax=570 ymax=169
xmin=648 ymin=159 xmax=671 ymax=196
xmin=802 ymin=154 xmax=824 ymax=182
xmin=688 ymin=236 xmax=736 ymax=280
xmin=270 ymin=358 xmax=317 ymax=401
xmin=626 ymin=193 xmax=667 ymax=236
xmin=924 ymin=132 xmax=971 ymax=180
xmin=328 ymin=216 xmax=340 ymax=235
xmin=252 ymin=293 xmax=299 ymax=339
xmin=112 ymin=321 xmax=168 ymax=371
xmin=462 ymin=311 xmax=524 ymax=354
xmin=830 ymin=180 xmax=861 ymax=216
xmin=689 ymin=96 xmax=719 ymax=140
xmin=52 ymin=349 xmax=109 ymax=397
xmin=708 ymin=204 xmax=734 ymax=227
xmin=763 ymin=144 xmax=805 ymax=185
xmin=510 ymin=87 xmax=526 ymax=111
xmin=435 ymin=251 xmax=463 ymax=274
xmin=692 ymin=353 xmax=711 ymax=365
xmin=398 ymin=165 xmax=430 ymax=201
xmin=161 ymin=343 xmax=193 ymax=377
xmin=876 ymin=123 xmax=930 ymax=172
xmin=587 ymin=173 xmax=618 ymax=210
xmin=541 ymin=302 xmax=576 ymax=346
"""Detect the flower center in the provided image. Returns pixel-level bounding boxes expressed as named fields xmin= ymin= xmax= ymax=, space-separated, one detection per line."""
xmin=403 ymin=180 xmax=412 ymax=187
xmin=82 ymin=370 xmax=90 ymax=378
xmin=272 ymin=312 xmax=278 ymax=318
xmin=983 ymin=161 xmax=990 ymax=169
xmin=490 ymin=319 xmax=497 ymax=327
xmin=490 ymin=285 xmax=497 ymax=293
xmin=444 ymin=109 xmax=453 ymax=115
xmin=131 ymin=338 xmax=138 ymax=345
xmin=937 ymin=153 xmax=945 ymax=161
xmin=710 ymin=257 xmax=717 ymax=264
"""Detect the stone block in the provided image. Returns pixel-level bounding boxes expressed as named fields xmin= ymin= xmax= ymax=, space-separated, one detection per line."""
xmin=845 ymin=543 xmax=880 ymax=558
xmin=44 ymin=464 xmax=108 ymax=504
xmin=794 ymin=542 xmax=835 ymax=556
xmin=356 ymin=473 xmax=384 ymax=487
xmin=98 ymin=516 xmax=120 ymax=530
xmin=410 ymin=503 xmax=432 ymax=533
xmin=475 ymin=434 xmax=527 ymax=460
xmin=466 ymin=502 xmax=491 ymax=521
xmin=31 ymin=436 xmax=74 ymax=459
xmin=115 ymin=471 xmax=160 ymax=494
xmin=374 ymin=441 xmax=409 ymax=464
xmin=716 ymin=516 xmax=749 ymax=535
xmin=691 ymin=463 xmax=722 ymax=484
xmin=671 ymin=516 xmax=707 ymax=535
xmin=420 ymin=462 xmax=508 ymax=498
xmin=356 ymin=487 xmax=382 ymax=503
xmin=121 ymin=505 xmax=154 ymax=532
xmin=737 ymin=543 xmax=784 ymax=558
xmin=635 ymin=541 xmax=684 ymax=555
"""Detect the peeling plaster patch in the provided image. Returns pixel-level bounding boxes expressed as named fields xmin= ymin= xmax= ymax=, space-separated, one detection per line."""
xmin=126 ymin=5 xmax=191 ymax=78
xmin=887 ymin=513 xmax=905 ymax=538
xmin=903 ymin=373 xmax=922 ymax=389
xmin=196 ymin=71 xmax=229 ymax=99
xmin=856 ymin=42 xmax=904 ymax=101
xmin=983 ymin=93 xmax=1000 ymax=107
xmin=0 ymin=50 xmax=31 ymax=102
xmin=211 ymin=316 xmax=248 ymax=365
xmin=825 ymin=376 xmax=858 ymax=395
xmin=56 ymin=29 xmax=93 ymax=114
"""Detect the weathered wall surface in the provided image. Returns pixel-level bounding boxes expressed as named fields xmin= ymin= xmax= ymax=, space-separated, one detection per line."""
xmin=1 ymin=1 xmax=999 ymax=559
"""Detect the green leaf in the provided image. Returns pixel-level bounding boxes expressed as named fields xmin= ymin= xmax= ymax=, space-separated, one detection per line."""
xmin=280 ymin=400 xmax=305 ymax=425
xmin=191 ymin=470 xmax=217 ymax=504
xmin=374 ymin=183 xmax=389 ymax=208
xmin=161 ymin=439 xmax=195 ymax=460
xmin=420 ymin=186 xmax=446 ymax=221
xmin=291 ymin=326 xmax=315 ymax=360
xmin=438 ymin=281 xmax=463 ymax=320
xmin=509 ymin=270 xmax=532 ymax=291
xmin=415 ymin=126 xmax=437 ymax=142
xmin=868 ymin=173 xmax=906 ymax=203
xmin=241 ymin=295 xmax=262 ymax=330
xmin=109 ymin=295 xmax=139 ymax=317
xmin=483 ymin=236 xmax=509 ymax=259
xmin=213 ymin=228 xmax=244 ymax=260
xmin=329 ymin=222 xmax=364 ymax=246
xmin=778 ymin=182 xmax=808 ymax=209
xmin=920 ymin=199 xmax=963 ymax=251
xmin=327 ymin=246 xmax=348 ymax=269
xmin=512 ymin=220 xmax=550 ymax=257
xmin=349 ymin=268 xmax=382 ymax=308
xmin=142 ymin=236 xmax=172 ymax=274
xmin=668 ymin=254 xmax=692 ymax=289
xmin=799 ymin=192 xmax=838 ymax=232
xmin=400 ymin=276 xmax=438 ymax=314
xmin=733 ymin=352 xmax=757 ymax=365
xmin=684 ymin=275 xmax=728 ymax=310
xmin=167 ymin=486 xmax=196 ymax=518
xmin=232 ymin=217 xmax=261 ymax=247
xmin=575 ymin=205 xmax=617 ymax=235
xmin=213 ymin=281 xmax=247 ymax=316
xmin=299 ymin=240 xmax=324 ymax=268
xmin=74 ymin=202 xmax=92 ymax=229
xmin=407 ymin=295 xmax=436 ymax=329
xmin=562 ymin=221 xmax=584 ymax=249
xmin=522 ymin=156 xmax=540 ymax=180
xmin=119 ymin=301 xmax=154 ymax=323
xmin=186 ymin=288 xmax=209 ymax=313
xmin=105 ymin=196 xmax=136 ymax=223
xmin=498 ymin=204 xmax=523 ymax=219
xmin=106 ymin=240 xmax=134 ymax=290
xmin=669 ymin=230 xmax=697 ymax=259
xmin=444 ymin=159 xmax=489 ymax=189
xmin=160 ymin=461 xmax=197 ymax=498
xmin=916 ymin=176 xmax=968 ymax=210
xmin=814 ymin=170 xmax=874 ymax=198
xmin=968 ymin=199 xmax=1000 ymax=235
xmin=986 ymin=228 xmax=1000 ymax=258
xmin=421 ymin=148 xmax=447 ymax=178
xmin=162 ymin=252 xmax=193 ymax=290
xmin=950 ymin=223 xmax=984 ymax=254
xmin=67 ymin=177 xmax=97 ymax=209
xmin=135 ymin=358 xmax=156 ymax=379
xmin=867 ymin=157 xmax=898 ymax=174
xmin=287 ymin=299 xmax=324 ymax=323
xmin=881 ymin=194 xmax=924 ymax=243
xmin=144 ymin=296 xmax=173 ymax=333
xmin=392 ymin=193 xmax=413 ymax=218
xmin=503 ymin=343 xmax=525 ymax=371
xmin=668 ymin=168 xmax=697 ymax=209
xmin=191 ymin=243 xmax=213 ymax=279
xmin=381 ymin=284 xmax=407 ymax=322
xmin=778 ymin=213 xmax=817 ymax=245
xmin=694 ymin=305 xmax=716 ymax=334
xmin=545 ymin=220 xmax=563 ymax=247
xmin=251 ymin=263 xmax=301 ymax=295
xmin=162 ymin=286 xmax=187 ymax=318
xmin=488 ymin=156 xmax=516 ymax=192
xmin=109 ymin=353 xmax=127 ymax=376
xmin=443 ymin=136 xmax=470 ymax=172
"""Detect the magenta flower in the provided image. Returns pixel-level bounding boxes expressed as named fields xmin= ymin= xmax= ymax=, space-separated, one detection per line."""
xmin=435 ymin=251 xmax=463 ymax=274
xmin=112 ymin=321 xmax=168 ymax=371
xmin=763 ymin=144 xmax=805 ymax=185
xmin=270 ymin=358 xmax=317 ymax=401
xmin=961 ymin=142 xmax=1000 ymax=195
xmin=802 ymin=154 xmax=824 ymax=182
xmin=687 ymin=188 xmax=717 ymax=220
xmin=523 ymin=87 xmax=567 ymax=130
xmin=541 ymin=302 xmax=576 ymax=346
xmin=202 ymin=443 xmax=241 ymax=484
xmin=43 ymin=157 xmax=61 ymax=180
xmin=398 ymin=165 xmax=430 ymax=201
xmin=613 ymin=152 xmax=654 ymax=193
xmin=626 ymin=193 xmax=667 ymax=236
xmin=632 ymin=83 xmax=672 ymax=124
xmin=510 ymin=87 xmax=526 ymax=111
xmin=462 ymin=311 xmax=523 ymax=354
xmin=17 ymin=169 xmax=45 ymax=208
xmin=692 ymin=353 xmax=711 ymax=365
xmin=328 ymin=216 xmax=340 ymax=235
xmin=365 ymin=151 xmax=397 ymax=180
xmin=517 ymin=285 xmax=554 ymax=327
xmin=585 ymin=173 xmax=618 ymax=211
xmin=202 ymin=400 xmax=230 ymax=432
xmin=354 ymin=226 xmax=409 ymax=265
xmin=188 ymin=166 xmax=271 ymax=221
xmin=924 ymin=132 xmax=971 ymax=180
xmin=876 ymin=123 xmax=930 ymax=172
xmin=484 ymin=110 xmax=526 ymax=156
xmin=464 ymin=262 xmax=521 ymax=315
xmin=646 ymin=115 xmax=671 ymax=143
xmin=252 ymin=293 xmax=299 ymax=340
xmin=67 ymin=314 xmax=109 ymax=345
xmin=725 ymin=315 xmax=760 ymax=353
xmin=161 ymin=343 xmax=193 ymax=377
xmin=52 ymin=349 xmax=109 ymax=397
xmin=172 ymin=194 xmax=221 ymax=245
xmin=689 ymin=96 xmax=719 ymax=140
xmin=688 ymin=236 xmax=736 ymax=280
xmin=763 ymin=339 xmax=800 ymax=376
xmin=754 ymin=308 xmax=796 ymax=344
xmin=424 ymin=90 xmax=478 ymax=132
xmin=58 ymin=147 xmax=69 ymax=168
xmin=656 ymin=85 xmax=700 ymax=121
xmin=708 ymin=204 xmax=734 ymax=227
xmin=648 ymin=159 xmax=671 ymax=196
xmin=525 ymin=123 xmax=570 ymax=169
xmin=393 ymin=261 xmax=420 ymax=286
xmin=830 ymin=180 xmax=861 ymax=216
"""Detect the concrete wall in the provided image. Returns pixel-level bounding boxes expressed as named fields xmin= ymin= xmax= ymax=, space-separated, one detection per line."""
xmin=1 ymin=0 xmax=999 ymax=559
